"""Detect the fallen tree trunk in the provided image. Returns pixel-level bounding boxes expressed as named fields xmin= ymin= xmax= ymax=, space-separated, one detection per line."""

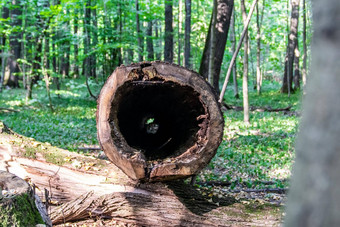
xmin=97 ymin=61 xmax=224 ymax=182
xmin=0 ymin=123 xmax=282 ymax=226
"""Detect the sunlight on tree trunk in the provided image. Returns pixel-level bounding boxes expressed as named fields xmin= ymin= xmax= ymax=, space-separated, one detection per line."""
xmin=285 ymin=0 xmax=340 ymax=225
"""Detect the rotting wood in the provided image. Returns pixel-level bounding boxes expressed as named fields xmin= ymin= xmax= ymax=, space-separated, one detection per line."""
xmin=96 ymin=61 xmax=224 ymax=182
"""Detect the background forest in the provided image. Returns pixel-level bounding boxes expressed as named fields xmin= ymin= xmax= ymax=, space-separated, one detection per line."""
xmin=0 ymin=0 xmax=311 ymax=203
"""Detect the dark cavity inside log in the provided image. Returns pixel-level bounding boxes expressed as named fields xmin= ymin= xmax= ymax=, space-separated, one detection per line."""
xmin=114 ymin=80 xmax=205 ymax=160
xmin=97 ymin=61 xmax=224 ymax=181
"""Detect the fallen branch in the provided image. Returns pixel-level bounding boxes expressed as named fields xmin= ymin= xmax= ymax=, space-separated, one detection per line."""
xmin=0 ymin=107 xmax=19 ymax=112
xmin=223 ymin=103 xmax=292 ymax=112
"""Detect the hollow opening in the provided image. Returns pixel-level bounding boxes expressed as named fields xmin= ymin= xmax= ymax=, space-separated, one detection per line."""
xmin=111 ymin=80 xmax=207 ymax=160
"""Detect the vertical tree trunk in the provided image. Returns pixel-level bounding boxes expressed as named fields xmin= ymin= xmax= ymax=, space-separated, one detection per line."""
xmin=83 ymin=0 xmax=91 ymax=78
xmin=184 ymin=0 xmax=191 ymax=68
xmin=285 ymin=0 xmax=340 ymax=225
xmin=199 ymin=0 xmax=234 ymax=93
xmin=155 ymin=20 xmax=162 ymax=60
xmin=6 ymin=0 xmax=22 ymax=88
xmin=281 ymin=0 xmax=300 ymax=94
xmin=146 ymin=20 xmax=154 ymax=61
xmin=302 ymin=0 xmax=307 ymax=87
xmin=177 ymin=0 xmax=182 ymax=65
xmin=240 ymin=0 xmax=250 ymax=124
xmin=43 ymin=35 xmax=53 ymax=112
xmin=164 ymin=0 xmax=174 ymax=63
xmin=208 ymin=0 xmax=217 ymax=87
xmin=0 ymin=6 xmax=9 ymax=92
xmin=293 ymin=40 xmax=300 ymax=90
xmin=91 ymin=5 xmax=98 ymax=79
xmin=136 ymin=0 xmax=143 ymax=61
xmin=256 ymin=0 xmax=263 ymax=95
xmin=73 ymin=9 xmax=79 ymax=78
xmin=230 ymin=10 xmax=239 ymax=99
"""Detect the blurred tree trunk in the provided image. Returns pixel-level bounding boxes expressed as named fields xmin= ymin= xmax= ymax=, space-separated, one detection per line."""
xmin=155 ymin=20 xmax=162 ymax=60
xmin=91 ymin=4 xmax=98 ymax=79
xmin=302 ymin=0 xmax=307 ymax=87
xmin=0 ymin=6 xmax=9 ymax=92
xmin=73 ymin=9 xmax=79 ymax=78
xmin=208 ymin=0 xmax=217 ymax=88
xmin=199 ymin=0 xmax=234 ymax=93
xmin=285 ymin=0 xmax=340 ymax=225
xmin=184 ymin=0 xmax=191 ymax=68
xmin=136 ymin=0 xmax=143 ymax=61
xmin=281 ymin=0 xmax=300 ymax=95
xmin=293 ymin=40 xmax=300 ymax=90
xmin=147 ymin=20 xmax=154 ymax=61
xmin=164 ymin=0 xmax=174 ymax=63
xmin=5 ymin=0 xmax=22 ymax=88
xmin=230 ymin=10 xmax=239 ymax=99
xmin=256 ymin=0 xmax=265 ymax=95
xmin=240 ymin=0 xmax=250 ymax=124
xmin=177 ymin=0 xmax=182 ymax=65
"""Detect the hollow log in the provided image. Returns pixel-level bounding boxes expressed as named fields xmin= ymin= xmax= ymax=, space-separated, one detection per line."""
xmin=97 ymin=61 xmax=224 ymax=181
xmin=0 ymin=171 xmax=51 ymax=227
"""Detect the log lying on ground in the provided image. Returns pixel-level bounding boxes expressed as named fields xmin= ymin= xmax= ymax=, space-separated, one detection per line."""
xmin=97 ymin=61 xmax=224 ymax=182
xmin=0 ymin=171 xmax=51 ymax=226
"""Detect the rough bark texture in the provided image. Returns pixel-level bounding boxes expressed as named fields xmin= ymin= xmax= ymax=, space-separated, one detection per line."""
xmin=96 ymin=61 xmax=224 ymax=182
xmin=184 ymin=0 xmax=191 ymax=68
xmin=0 ymin=124 xmax=281 ymax=226
xmin=281 ymin=0 xmax=300 ymax=94
xmin=285 ymin=0 xmax=340 ymax=226
xmin=199 ymin=0 xmax=234 ymax=93
xmin=146 ymin=20 xmax=154 ymax=61
xmin=0 ymin=171 xmax=51 ymax=226
xmin=164 ymin=0 xmax=174 ymax=63
xmin=136 ymin=0 xmax=143 ymax=62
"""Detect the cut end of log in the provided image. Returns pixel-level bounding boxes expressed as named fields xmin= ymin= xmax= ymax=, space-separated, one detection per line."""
xmin=97 ymin=61 xmax=224 ymax=182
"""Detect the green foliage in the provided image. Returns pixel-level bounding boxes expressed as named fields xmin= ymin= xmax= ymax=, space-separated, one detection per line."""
xmin=199 ymin=81 xmax=301 ymax=189
xmin=0 ymin=78 xmax=100 ymax=151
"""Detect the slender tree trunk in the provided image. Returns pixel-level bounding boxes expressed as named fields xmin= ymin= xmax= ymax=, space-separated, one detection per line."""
xmin=293 ymin=40 xmax=300 ymax=90
xmin=240 ymin=0 xmax=250 ymax=124
xmin=91 ymin=5 xmax=98 ymax=79
xmin=155 ymin=20 xmax=162 ymax=60
xmin=146 ymin=20 xmax=154 ymax=61
xmin=199 ymin=0 xmax=234 ymax=93
xmin=136 ymin=0 xmax=143 ymax=61
xmin=43 ymin=35 xmax=53 ymax=112
xmin=302 ymin=0 xmax=307 ymax=87
xmin=281 ymin=0 xmax=300 ymax=95
xmin=184 ymin=0 xmax=191 ymax=68
xmin=256 ymin=1 xmax=261 ymax=94
xmin=177 ymin=0 xmax=182 ymax=65
xmin=6 ymin=0 xmax=22 ymax=88
xmin=0 ymin=6 xmax=9 ymax=92
xmin=285 ymin=0 xmax=340 ymax=225
xmin=230 ymin=10 xmax=239 ymax=99
xmin=208 ymin=0 xmax=217 ymax=87
xmin=73 ymin=9 xmax=79 ymax=78
xmin=164 ymin=0 xmax=174 ymax=63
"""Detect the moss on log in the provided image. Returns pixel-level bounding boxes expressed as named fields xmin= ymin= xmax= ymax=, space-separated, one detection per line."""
xmin=0 ymin=171 xmax=51 ymax=227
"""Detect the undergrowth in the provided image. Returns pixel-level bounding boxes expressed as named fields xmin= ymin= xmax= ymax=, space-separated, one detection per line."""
xmin=0 ymin=78 xmax=301 ymax=189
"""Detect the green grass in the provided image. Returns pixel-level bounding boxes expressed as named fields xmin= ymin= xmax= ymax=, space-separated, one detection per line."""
xmin=198 ymin=80 xmax=302 ymax=188
xmin=0 ymin=78 xmax=302 ymax=188
xmin=0 ymin=78 xmax=102 ymax=151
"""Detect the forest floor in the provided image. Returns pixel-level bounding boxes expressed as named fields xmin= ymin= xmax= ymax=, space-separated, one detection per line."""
xmin=0 ymin=78 xmax=302 ymax=225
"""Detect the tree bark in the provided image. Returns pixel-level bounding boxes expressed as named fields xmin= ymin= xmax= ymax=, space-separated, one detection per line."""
xmin=256 ymin=0 xmax=265 ymax=95
xmin=97 ymin=61 xmax=224 ymax=181
xmin=199 ymin=0 xmax=234 ymax=93
xmin=136 ymin=0 xmax=143 ymax=62
xmin=146 ymin=21 xmax=154 ymax=61
xmin=285 ymin=0 xmax=340 ymax=225
xmin=0 ymin=171 xmax=51 ymax=226
xmin=177 ymin=0 xmax=182 ymax=65
xmin=230 ymin=10 xmax=239 ymax=99
xmin=164 ymin=0 xmax=174 ymax=63
xmin=73 ymin=9 xmax=79 ymax=78
xmin=302 ymin=0 xmax=307 ymax=87
xmin=5 ymin=0 xmax=22 ymax=88
xmin=240 ymin=0 xmax=250 ymax=124
xmin=293 ymin=40 xmax=300 ymax=90
xmin=281 ymin=0 xmax=300 ymax=94
xmin=184 ymin=0 xmax=191 ymax=68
